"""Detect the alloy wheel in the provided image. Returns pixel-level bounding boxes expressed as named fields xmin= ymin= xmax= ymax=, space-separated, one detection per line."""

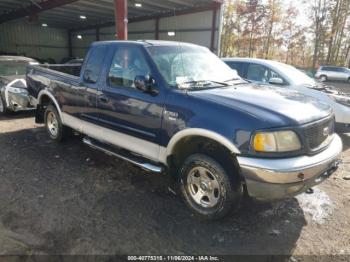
xmin=47 ymin=111 xmax=59 ymax=137
xmin=186 ymin=166 xmax=221 ymax=208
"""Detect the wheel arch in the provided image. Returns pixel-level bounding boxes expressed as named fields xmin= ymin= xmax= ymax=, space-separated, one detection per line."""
xmin=163 ymin=129 xmax=241 ymax=176
xmin=38 ymin=90 xmax=62 ymax=117
xmin=34 ymin=90 xmax=62 ymax=124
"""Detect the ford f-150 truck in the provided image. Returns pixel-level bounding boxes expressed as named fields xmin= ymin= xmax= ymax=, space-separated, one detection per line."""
xmin=26 ymin=41 xmax=342 ymax=219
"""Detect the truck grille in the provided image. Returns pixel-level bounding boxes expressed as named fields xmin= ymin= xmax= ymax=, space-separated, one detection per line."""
xmin=304 ymin=117 xmax=334 ymax=151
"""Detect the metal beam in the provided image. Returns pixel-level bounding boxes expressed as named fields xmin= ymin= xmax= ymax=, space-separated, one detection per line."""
xmin=114 ymin=0 xmax=128 ymax=40
xmin=0 ymin=0 xmax=79 ymax=24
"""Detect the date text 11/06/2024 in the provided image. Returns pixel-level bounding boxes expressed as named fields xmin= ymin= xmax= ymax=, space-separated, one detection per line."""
xmin=127 ymin=256 xmax=219 ymax=261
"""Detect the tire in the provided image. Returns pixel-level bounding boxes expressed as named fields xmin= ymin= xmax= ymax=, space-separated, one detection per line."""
xmin=347 ymin=77 xmax=350 ymax=84
xmin=44 ymin=104 xmax=68 ymax=142
xmin=179 ymin=154 xmax=243 ymax=220
xmin=320 ymin=75 xmax=327 ymax=82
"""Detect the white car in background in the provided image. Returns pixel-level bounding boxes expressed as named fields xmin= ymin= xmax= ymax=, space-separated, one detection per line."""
xmin=223 ymin=58 xmax=350 ymax=132
xmin=0 ymin=56 xmax=38 ymax=114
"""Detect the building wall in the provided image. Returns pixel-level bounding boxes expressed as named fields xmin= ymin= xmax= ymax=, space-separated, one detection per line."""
xmin=0 ymin=21 xmax=69 ymax=62
xmin=71 ymin=9 xmax=220 ymax=58
xmin=0 ymin=9 xmax=221 ymax=62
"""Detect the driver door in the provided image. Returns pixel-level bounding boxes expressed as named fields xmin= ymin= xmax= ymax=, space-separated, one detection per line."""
xmin=96 ymin=44 xmax=165 ymax=147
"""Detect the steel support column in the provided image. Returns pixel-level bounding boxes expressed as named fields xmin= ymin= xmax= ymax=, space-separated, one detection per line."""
xmin=96 ymin=27 xmax=100 ymax=41
xmin=155 ymin=18 xmax=160 ymax=40
xmin=114 ymin=0 xmax=128 ymax=40
xmin=210 ymin=7 xmax=218 ymax=52
xmin=68 ymin=30 xmax=73 ymax=57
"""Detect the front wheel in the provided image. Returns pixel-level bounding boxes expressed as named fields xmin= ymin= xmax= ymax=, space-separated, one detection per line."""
xmin=179 ymin=154 xmax=243 ymax=220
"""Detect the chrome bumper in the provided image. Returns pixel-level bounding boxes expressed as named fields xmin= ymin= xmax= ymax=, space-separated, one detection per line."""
xmin=237 ymin=134 xmax=343 ymax=200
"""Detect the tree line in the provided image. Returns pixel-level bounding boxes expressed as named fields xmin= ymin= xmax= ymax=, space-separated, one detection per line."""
xmin=220 ymin=0 xmax=350 ymax=70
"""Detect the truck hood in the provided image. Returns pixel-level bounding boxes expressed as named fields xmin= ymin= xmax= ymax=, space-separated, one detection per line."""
xmin=190 ymin=83 xmax=332 ymax=126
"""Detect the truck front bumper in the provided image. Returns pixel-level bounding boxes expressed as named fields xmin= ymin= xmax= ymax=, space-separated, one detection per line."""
xmin=237 ymin=134 xmax=343 ymax=200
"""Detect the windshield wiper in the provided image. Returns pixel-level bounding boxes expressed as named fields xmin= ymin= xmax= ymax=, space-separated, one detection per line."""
xmin=224 ymin=77 xmax=241 ymax=82
xmin=177 ymin=80 xmax=229 ymax=89
xmin=224 ymin=78 xmax=249 ymax=85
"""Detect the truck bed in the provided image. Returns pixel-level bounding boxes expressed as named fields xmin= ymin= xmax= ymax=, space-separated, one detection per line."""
xmin=26 ymin=63 xmax=81 ymax=99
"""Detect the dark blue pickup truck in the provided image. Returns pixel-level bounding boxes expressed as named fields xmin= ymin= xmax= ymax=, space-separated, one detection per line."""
xmin=26 ymin=40 xmax=342 ymax=219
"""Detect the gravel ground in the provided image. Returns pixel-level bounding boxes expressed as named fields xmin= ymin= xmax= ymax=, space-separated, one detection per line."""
xmin=0 ymin=82 xmax=349 ymax=260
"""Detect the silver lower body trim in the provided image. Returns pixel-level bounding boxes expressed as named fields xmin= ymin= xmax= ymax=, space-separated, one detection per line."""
xmin=61 ymin=112 xmax=165 ymax=164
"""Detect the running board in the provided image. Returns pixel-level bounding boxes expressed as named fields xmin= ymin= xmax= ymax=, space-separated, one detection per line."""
xmin=83 ymin=137 xmax=163 ymax=173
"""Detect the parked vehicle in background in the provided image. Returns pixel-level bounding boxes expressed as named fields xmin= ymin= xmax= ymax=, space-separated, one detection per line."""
xmin=315 ymin=66 xmax=350 ymax=83
xmin=61 ymin=57 xmax=77 ymax=64
xmin=65 ymin=58 xmax=84 ymax=65
xmin=223 ymin=58 xmax=350 ymax=132
xmin=27 ymin=41 xmax=342 ymax=219
xmin=0 ymin=56 xmax=38 ymax=114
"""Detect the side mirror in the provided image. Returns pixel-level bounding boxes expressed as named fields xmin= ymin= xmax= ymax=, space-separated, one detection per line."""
xmin=269 ymin=77 xmax=284 ymax=85
xmin=134 ymin=75 xmax=157 ymax=94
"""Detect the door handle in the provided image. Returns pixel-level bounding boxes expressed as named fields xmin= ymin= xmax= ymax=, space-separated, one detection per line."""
xmin=98 ymin=96 xmax=109 ymax=103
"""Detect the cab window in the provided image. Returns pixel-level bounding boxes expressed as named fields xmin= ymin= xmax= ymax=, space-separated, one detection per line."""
xmin=108 ymin=46 xmax=151 ymax=89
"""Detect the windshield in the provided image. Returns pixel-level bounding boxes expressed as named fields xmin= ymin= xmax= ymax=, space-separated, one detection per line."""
xmin=147 ymin=45 xmax=241 ymax=89
xmin=277 ymin=63 xmax=316 ymax=86
xmin=0 ymin=61 xmax=28 ymax=77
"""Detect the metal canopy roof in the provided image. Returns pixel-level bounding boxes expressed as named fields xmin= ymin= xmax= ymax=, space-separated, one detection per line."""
xmin=0 ymin=0 xmax=222 ymax=30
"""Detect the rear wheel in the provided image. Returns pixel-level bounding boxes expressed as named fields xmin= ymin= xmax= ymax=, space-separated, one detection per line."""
xmin=320 ymin=75 xmax=327 ymax=82
xmin=44 ymin=104 xmax=69 ymax=142
xmin=179 ymin=154 xmax=243 ymax=220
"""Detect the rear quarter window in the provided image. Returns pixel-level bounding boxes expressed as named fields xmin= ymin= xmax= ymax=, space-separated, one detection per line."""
xmin=83 ymin=46 xmax=107 ymax=83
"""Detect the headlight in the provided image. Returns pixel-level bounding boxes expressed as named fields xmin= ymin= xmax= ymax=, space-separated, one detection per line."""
xmin=328 ymin=94 xmax=350 ymax=107
xmin=253 ymin=130 xmax=301 ymax=152
xmin=7 ymin=86 xmax=28 ymax=94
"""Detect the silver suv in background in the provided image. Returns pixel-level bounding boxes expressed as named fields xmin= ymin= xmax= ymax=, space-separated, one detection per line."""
xmin=315 ymin=66 xmax=350 ymax=83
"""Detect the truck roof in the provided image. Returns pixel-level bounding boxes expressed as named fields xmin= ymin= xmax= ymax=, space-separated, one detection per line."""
xmin=91 ymin=40 xmax=201 ymax=48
